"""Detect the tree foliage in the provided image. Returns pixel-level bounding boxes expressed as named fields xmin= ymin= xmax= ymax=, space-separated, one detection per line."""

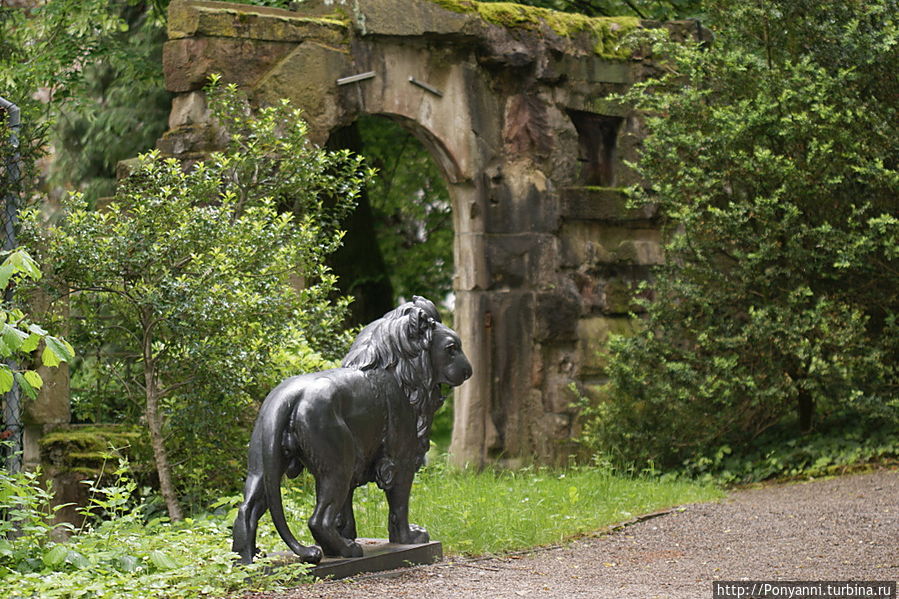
xmin=583 ymin=0 xmax=899 ymax=469
xmin=0 ymin=249 xmax=73 ymax=402
xmin=0 ymin=0 xmax=145 ymax=204
xmin=50 ymin=2 xmax=171 ymax=203
xmin=32 ymin=81 xmax=368 ymax=517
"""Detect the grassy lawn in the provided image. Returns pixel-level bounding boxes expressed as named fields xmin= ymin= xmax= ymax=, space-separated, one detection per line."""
xmin=262 ymin=461 xmax=724 ymax=556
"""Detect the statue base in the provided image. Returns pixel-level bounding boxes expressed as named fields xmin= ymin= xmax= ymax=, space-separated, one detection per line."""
xmin=270 ymin=538 xmax=443 ymax=580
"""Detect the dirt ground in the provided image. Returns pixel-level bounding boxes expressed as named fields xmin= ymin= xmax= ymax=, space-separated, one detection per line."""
xmin=247 ymin=468 xmax=898 ymax=599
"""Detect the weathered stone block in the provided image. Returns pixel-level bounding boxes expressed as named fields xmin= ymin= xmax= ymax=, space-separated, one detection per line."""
xmin=484 ymin=162 xmax=559 ymax=234
xmin=253 ymin=41 xmax=351 ymax=141
xmin=602 ymin=277 xmax=639 ymax=314
xmin=484 ymin=233 xmax=556 ymax=290
xmin=571 ymin=267 xmax=649 ymax=315
xmin=576 ymin=315 xmax=639 ymax=376
xmin=613 ymin=239 xmax=664 ymax=265
xmin=22 ymin=364 xmax=70 ymax=425
xmin=591 ymin=97 xmax=630 ymax=117
xmin=168 ymin=91 xmax=209 ymax=129
xmin=168 ymin=0 xmax=348 ymax=42
xmin=549 ymin=54 xmax=634 ymax=84
xmin=561 ymin=222 xmax=663 ymax=267
xmin=477 ymin=28 xmax=538 ymax=68
xmin=561 ymin=186 xmax=657 ymax=222
xmin=163 ymin=37 xmax=297 ymax=92
xmin=38 ymin=425 xmax=150 ymax=535
xmin=353 ymin=0 xmax=479 ymax=37
xmin=535 ymin=290 xmax=580 ymax=342
xmin=156 ymin=124 xmax=222 ymax=156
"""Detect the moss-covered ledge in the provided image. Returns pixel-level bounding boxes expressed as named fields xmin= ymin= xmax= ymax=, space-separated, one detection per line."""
xmin=561 ymin=186 xmax=659 ymax=222
xmin=168 ymin=0 xmax=350 ymax=42
xmin=429 ymin=0 xmax=640 ymax=58
xmin=39 ymin=425 xmax=149 ymax=476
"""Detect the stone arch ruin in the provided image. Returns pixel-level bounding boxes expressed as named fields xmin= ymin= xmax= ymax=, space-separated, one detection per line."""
xmin=160 ymin=0 xmax=699 ymax=466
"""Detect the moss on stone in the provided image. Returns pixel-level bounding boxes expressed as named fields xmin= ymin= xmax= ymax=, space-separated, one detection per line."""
xmin=39 ymin=425 xmax=148 ymax=473
xmin=40 ymin=426 xmax=143 ymax=453
xmin=196 ymin=0 xmax=350 ymax=26
xmin=569 ymin=185 xmax=628 ymax=192
xmin=430 ymin=0 xmax=639 ymax=59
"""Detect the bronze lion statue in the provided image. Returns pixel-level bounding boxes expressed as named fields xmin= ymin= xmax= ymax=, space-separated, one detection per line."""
xmin=232 ymin=296 xmax=472 ymax=564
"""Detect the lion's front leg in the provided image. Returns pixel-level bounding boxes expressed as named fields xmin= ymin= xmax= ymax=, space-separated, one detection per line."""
xmin=385 ymin=472 xmax=429 ymax=545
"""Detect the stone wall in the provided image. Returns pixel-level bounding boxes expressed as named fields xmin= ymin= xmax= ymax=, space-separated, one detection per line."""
xmin=159 ymin=0 xmax=701 ymax=467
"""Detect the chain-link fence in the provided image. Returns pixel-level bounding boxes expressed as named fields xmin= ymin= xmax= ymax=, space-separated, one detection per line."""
xmin=1 ymin=96 xmax=22 ymax=473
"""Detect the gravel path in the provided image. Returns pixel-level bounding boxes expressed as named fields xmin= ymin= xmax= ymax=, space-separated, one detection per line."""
xmin=247 ymin=468 xmax=898 ymax=599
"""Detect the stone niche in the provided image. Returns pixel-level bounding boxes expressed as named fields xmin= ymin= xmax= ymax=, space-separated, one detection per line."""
xmin=159 ymin=0 xmax=702 ymax=467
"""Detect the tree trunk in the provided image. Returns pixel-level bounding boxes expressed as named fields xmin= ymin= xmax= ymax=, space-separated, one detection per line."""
xmin=143 ymin=333 xmax=183 ymax=521
xmin=797 ymin=391 xmax=814 ymax=434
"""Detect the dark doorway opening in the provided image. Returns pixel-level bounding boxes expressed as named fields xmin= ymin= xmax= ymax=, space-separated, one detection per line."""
xmin=567 ymin=109 xmax=623 ymax=187
xmin=327 ymin=115 xmax=454 ymax=326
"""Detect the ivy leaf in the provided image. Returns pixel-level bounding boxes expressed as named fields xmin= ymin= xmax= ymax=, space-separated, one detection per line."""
xmin=14 ymin=372 xmax=36 ymax=399
xmin=23 ymin=370 xmax=43 ymax=390
xmin=43 ymin=544 xmax=68 ymax=568
xmin=0 ymin=263 xmax=14 ymax=290
xmin=0 ymin=366 xmax=13 ymax=394
xmin=1 ymin=324 xmax=28 ymax=354
xmin=42 ymin=336 xmax=75 ymax=367
xmin=149 ymin=549 xmax=179 ymax=571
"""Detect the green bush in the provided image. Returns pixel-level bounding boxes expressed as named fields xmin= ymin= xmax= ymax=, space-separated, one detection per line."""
xmin=0 ymin=445 xmax=70 ymax=573
xmin=579 ymin=0 xmax=899 ymax=475
xmin=1 ymin=456 xmax=311 ymax=599
xmin=680 ymin=412 xmax=899 ymax=485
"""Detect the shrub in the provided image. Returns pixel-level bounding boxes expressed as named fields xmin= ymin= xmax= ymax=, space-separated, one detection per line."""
xmin=579 ymin=0 xmax=899 ymax=472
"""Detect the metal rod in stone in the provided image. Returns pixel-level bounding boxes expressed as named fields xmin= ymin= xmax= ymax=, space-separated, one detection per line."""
xmin=336 ymin=71 xmax=376 ymax=86
xmin=408 ymin=77 xmax=443 ymax=97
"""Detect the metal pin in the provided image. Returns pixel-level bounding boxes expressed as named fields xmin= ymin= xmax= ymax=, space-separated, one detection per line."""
xmin=409 ymin=76 xmax=443 ymax=97
xmin=336 ymin=71 xmax=376 ymax=86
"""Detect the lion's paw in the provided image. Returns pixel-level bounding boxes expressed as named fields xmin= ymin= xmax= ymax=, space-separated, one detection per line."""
xmin=406 ymin=524 xmax=430 ymax=545
xmin=341 ymin=541 xmax=364 ymax=559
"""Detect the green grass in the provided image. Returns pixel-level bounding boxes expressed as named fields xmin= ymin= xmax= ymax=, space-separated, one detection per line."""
xmin=261 ymin=460 xmax=723 ymax=557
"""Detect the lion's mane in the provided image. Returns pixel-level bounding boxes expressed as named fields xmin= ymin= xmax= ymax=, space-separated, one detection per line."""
xmin=342 ymin=297 xmax=444 ymax=458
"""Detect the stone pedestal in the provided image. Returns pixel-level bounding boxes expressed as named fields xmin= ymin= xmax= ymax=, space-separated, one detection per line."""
xmin=271 ymin=539 xmax=443 ymax=580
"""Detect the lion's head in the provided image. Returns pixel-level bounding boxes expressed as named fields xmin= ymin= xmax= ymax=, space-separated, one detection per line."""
xmin=342 ymin=296 xmax=472 ymax=457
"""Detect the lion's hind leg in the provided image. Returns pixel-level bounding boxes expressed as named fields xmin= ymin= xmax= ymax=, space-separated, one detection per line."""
xmin=308 ymin=473 xmax=363 ymax=558
xmin=337 ymin=487 xmax=357 ymax=541
xmin=232 ymin=472 xmax=266 ymax=564
xmin=301 ymin=417 xmax=363 ymax=557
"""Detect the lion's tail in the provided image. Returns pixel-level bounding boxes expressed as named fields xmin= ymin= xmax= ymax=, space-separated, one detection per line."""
xmin=260 ymin=385 xmax=322 ymax=563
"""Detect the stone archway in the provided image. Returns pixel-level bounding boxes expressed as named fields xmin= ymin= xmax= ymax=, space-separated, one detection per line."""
xmin=160 ymin=0 xmax=700 ymax=466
